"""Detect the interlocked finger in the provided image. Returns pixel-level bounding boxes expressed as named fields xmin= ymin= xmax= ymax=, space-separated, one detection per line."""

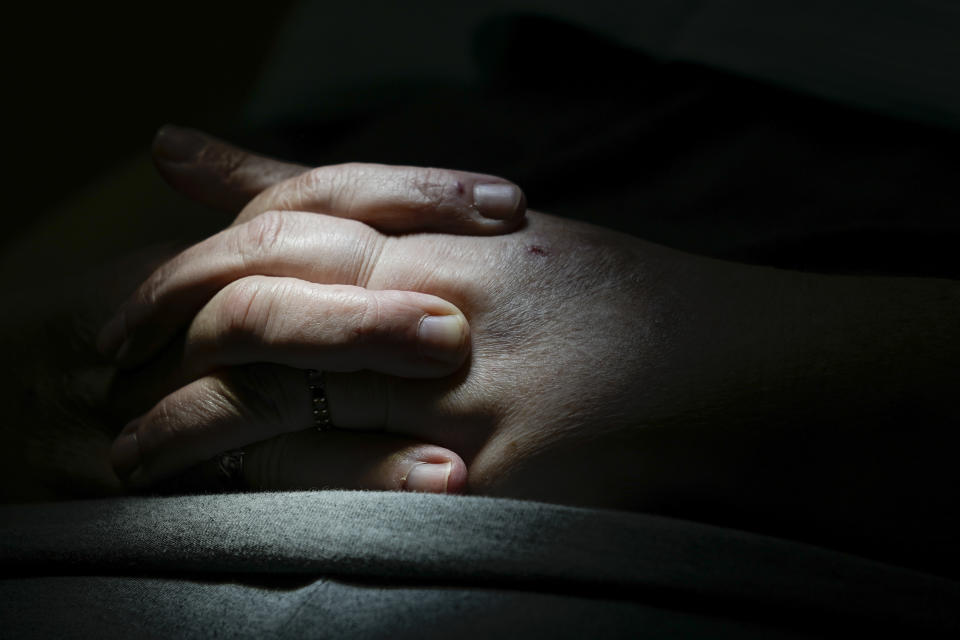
xmin=233 ymin=162 xmax=526 ymax=232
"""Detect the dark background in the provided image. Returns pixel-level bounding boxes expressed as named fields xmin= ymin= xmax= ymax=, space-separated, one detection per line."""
xmin=6 ymin=2 xmax=295 ymax=238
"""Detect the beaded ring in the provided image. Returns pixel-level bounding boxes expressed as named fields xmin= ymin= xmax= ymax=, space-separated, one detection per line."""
xmin=307 ymin=369 xmax=333 ymax=431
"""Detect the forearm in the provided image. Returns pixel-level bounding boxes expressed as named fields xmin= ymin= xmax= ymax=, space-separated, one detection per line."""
xmin=650 ymin=268 xmax=960 ymax=574
xmin=787 ymin=272 xmax=959 ymax=415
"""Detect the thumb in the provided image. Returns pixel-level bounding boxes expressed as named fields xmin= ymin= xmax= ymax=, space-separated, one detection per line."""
xmin=152 ymin=125 xmax=308 ymax=214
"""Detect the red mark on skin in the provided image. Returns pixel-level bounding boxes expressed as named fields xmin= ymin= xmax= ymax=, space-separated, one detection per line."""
xmin=455 ymin=180 xmax=465 ymax=195
xmin=527 ymin=245 xmax=548 ymax=256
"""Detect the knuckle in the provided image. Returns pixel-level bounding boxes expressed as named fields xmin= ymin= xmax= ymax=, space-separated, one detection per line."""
xmin=266 ymin=172 xmax=302 ymax=211
xmin=291 ymin=165 xmax=341 ymax=211
xmin=302 ymin=165 xmax=335 ymax=190
xmin=135 ymin=261 xmax=172 ymax=309
xmin=210 ymin=147 xmax=247 ymax=184
xmin=246 ymin=180 xmax=282 ymax=215
xmin=331 ymin=162 xmax=366 ymax=181
xmin=350 ymin=225 xmax=387 ymax=287
xmin=237 ymin=209 xmax=287 ymax=266
xmin=328 ymin=163 xmax=365 ymax=213
xmin=413 ymin=167 xmax=456 ymax=211
xmin=214 ymin=277 xmax=275 ymax=342
xmin=192 ymin=139 xmax=247 ymax=184
xmin=350 ymin=288 xmax=383 ymax=345
xmin=295 ymin=167 xmax=323 ymax=202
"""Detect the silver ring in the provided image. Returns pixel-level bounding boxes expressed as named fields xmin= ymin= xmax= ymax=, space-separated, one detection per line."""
xmin=307 ymin=369 xmax=333 ymax=431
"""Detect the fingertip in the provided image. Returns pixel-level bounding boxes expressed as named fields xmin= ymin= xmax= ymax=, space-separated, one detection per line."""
xmin=364 ymin=289 xmax=471 ymax=375
xmin=151 ymin=125 xmax=253 ymax=214
xmin=417 ymin=313 xmax=471 ymax=368
xmin=445 ymin=456 xmax=469 ymax=494
xmin=403 ymin=448 xmax=468 ymax=494
xmin=403 ymin=462 xmax=452 ymax=493
xmin=472 ymin=182 xmax=526 ymax=222
xmin=152 ymin=127 xmax=308 ymax=216
xmin=152 ymin=124 xmax=208 ymax=165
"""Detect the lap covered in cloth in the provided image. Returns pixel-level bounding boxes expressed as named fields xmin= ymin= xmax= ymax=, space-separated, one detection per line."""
xmin=2 ymin=491 xmax=958 ymax=638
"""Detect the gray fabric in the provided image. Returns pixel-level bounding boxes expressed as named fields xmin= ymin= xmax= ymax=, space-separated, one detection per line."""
xmin=2 ymin=491 xmax=959 ymax=637
xmin=1 ymin=576 xmax=802 ymax=639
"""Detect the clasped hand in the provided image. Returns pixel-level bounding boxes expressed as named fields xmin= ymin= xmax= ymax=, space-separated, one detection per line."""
xmin=100 ymin=127 xmax=803 ymax=509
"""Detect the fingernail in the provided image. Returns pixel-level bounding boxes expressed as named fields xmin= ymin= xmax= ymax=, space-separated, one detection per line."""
xmin=111 ymin=429 xmax=141 ymax=480
xmin=473 ymin=183 xmax=523 ymax=220
xmin=153 ymin=125 xmax=206 ymax=164
xmin=96 ymin=312 xmax=127 ymax=360
xmin=404 ymin=462 xmax=452 ymax=493
xmin=417 ymin=315 xmax=467 ymax=363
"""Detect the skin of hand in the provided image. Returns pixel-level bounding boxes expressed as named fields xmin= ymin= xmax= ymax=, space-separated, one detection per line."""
xmin=0 ymin=127 xmax=529 ymax=501
xmin=102 ymin=158 xmax=960 ymax=536
xmin=150 ymin=125 xmax=527 ymax=234
xmin=7 ymin=128 xmax=958 ymax=575
xmin=100 ymin=135 xmax=960 ymax=577
xmin=99 ymin=127 xmax=537 ymax=495
xmin=102 ymin=205 xmax=685 ymax=505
